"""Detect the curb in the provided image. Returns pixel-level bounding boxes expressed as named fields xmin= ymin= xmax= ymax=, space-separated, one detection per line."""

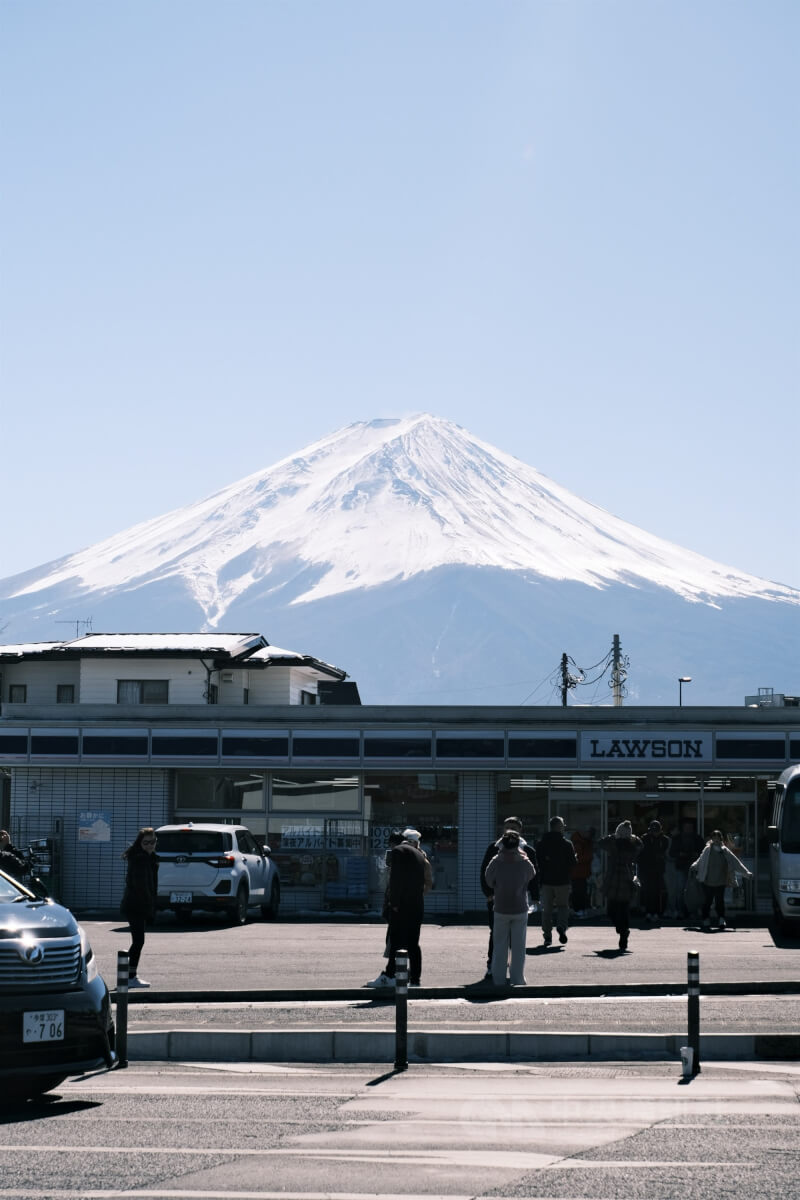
xmin=124 ymin=1028 xmax=800 ymax=1064
xmin=112 ymin=979 xmax=800 ymax=1003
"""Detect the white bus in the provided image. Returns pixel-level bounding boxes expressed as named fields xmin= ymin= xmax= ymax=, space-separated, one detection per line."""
xmin=768 ymin=763 xmax=800 ymax=931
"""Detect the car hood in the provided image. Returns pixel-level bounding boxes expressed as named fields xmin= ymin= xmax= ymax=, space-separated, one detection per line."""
xmin=0 ymin=899 xmax=79 ymax=940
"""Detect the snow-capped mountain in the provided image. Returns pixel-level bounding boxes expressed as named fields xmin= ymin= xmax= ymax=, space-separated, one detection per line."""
xmin=1 ymin=415 xmax=798 ymax=704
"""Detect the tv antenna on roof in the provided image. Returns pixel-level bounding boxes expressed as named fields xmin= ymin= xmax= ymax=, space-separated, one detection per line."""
xmin=56 ymin=617 xmax=93 ymax=639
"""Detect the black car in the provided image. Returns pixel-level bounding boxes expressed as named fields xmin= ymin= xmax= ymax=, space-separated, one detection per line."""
xmin=0 ymin=866 xmax=115 ymax=1100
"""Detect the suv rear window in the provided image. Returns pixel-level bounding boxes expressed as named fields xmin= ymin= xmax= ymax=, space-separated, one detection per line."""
xmin=157 ymin=830 xmax=232 ymax=854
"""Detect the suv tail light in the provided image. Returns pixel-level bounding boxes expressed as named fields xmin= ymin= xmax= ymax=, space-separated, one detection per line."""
xmin=206 ymin=854 xmax=236 ymax=868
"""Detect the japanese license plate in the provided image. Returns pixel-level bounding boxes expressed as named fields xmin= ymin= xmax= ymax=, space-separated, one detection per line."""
xmin=23 ymin=1010 xmax=65 ymax=1043
xmin=170 ymin=892 xmax=192 ymax=904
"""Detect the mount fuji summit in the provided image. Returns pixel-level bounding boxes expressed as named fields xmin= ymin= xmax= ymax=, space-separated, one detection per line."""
xmin=1 ymin=415 xmax=798 ymax=704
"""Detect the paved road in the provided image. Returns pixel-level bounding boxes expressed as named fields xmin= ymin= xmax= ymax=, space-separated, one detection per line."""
xmin=84 ymin=916 xmax=800 ymax=995
xmin=79 ymin=916 xmax=800 ymax=1064
xmin=1 ymin=1061 xmax=798 ymax=1199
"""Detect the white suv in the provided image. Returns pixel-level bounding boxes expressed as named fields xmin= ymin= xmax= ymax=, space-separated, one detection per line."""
xmin=155 ymin=823 xmax=280 ymax=925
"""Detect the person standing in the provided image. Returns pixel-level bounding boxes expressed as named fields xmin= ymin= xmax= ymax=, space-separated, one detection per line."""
xmin=484 ymin=830 xmax=534 ymax=987
xmin=480 ymin=816 xmax=538 ymax=977
xmin=121 ymin=827 xmax=159 ymax=988
xmin=598 ymin=821 xmax=642 ymax=951
xmin=365 ymin=830 xmax=405 ymax=989
xmin=536 ymin=816 xmax=577 ymax=946
xmin=637 ymin=820 xmax=670 ymax=921
xmin=570 ymin=826 xmax=594 ymax=917
xmin=382 ymin=828 xmax=432 ymax=987
xmin=667 ymin=819 xmax=704 ymax=918
xmin=692 ymin=830 xmax=752 ymax=929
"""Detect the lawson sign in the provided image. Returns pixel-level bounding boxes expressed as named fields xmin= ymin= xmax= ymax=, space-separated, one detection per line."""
xmin=580 ymin=731 xmax=712 ymax=764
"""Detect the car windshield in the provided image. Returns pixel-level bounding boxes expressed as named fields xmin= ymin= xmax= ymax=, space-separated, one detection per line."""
xmin=0 ymin=872 xmax=26 ymax=902
xmin=156 ymin=830 xmax=231 ymax=854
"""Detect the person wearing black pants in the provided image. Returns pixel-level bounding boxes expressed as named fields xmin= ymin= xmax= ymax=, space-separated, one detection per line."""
xmin=598 ymin=822 xmax=642 ymax=951
xmin=121 ymin=827 xmax=159 ymax=988
xmin=384 ymin=830 xmax=431 ymax=985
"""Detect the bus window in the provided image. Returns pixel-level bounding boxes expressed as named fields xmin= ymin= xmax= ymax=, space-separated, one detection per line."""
xmin=782 ymin=779 xmax=800 ymax=854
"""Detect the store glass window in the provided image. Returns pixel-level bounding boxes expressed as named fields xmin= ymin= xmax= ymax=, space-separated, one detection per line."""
xmin=265 ymin=815 xmax=369 ymax=900
xmin=175 ymin=770 xmax=266 ymax=811
xmin=364 ymin=772 xmax=458 ymax=899
xmin=271 ymin=772 xmax=360 ymax=812
xmin=494 ymin=774 xmax=553 ymax=845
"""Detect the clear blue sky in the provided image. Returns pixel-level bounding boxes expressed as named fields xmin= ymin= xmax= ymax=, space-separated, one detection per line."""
xmin=2 ymin=1 xmax=798 ymax=586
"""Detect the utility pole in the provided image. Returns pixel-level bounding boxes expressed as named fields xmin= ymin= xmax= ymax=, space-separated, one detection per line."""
xmin=611 ymin=634 xmax=623 ymax=707
xmin=561 ymin=653 xmax=569 ymax=707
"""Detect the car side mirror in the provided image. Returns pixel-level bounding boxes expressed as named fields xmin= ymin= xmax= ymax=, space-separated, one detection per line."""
xmin=261 ymin=844 xmax=272 ymax=857
xmin=766 ymin=825 xmax=779 ymax=845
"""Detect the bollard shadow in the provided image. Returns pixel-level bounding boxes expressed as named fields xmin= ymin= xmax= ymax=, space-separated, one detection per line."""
xmin=367 ymin=1067 xmax=408 ymax=1086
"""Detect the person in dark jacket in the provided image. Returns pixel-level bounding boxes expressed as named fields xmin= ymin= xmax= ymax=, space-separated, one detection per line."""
xmin=598 ymin=821 xmax=643 ymax=951
xmin=0 ymin=829 xmax=26 ymax=880
xmin=382 ymin=831 xmax=431 ymax=986
xmin=637 ymin=820 xmax=670 ymax=921
xmin=121 ymin=827 xmax=159 ymax=988
xmin=480 ymin=816 xmax=538 ymax=978
xmin=570 ymin=826 xmax=594 ymax=917
xmin=535 ymin=816 xmax=577 ymax=946
xmin=667 ymin=819 xmax=705 ymax=918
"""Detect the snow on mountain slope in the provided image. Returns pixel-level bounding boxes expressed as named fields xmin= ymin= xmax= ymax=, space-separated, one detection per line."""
xmin=5 ymin=414 xmax=798 ymax=626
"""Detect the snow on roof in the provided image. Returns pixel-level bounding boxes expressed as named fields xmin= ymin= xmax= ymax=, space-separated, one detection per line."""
xmin=0 ymin=633 xmax=348 ymax=675
xmin=247 ymin=644 xmax=347 ymax=679
xmin=67 ymin=633 xmax=266 ymax=657
xmin=0 ymin=641 xmax=64 ymax=659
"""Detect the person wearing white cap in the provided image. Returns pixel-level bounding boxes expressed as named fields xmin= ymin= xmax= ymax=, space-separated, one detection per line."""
xmin=381 ymin=828 xmax=432 ymax=986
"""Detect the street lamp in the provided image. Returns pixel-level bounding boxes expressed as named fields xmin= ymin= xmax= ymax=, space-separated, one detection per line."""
xmin=679 ymin=676 xmax=692 ymax=706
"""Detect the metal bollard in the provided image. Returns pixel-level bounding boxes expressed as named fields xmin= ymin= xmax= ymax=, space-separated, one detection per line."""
xmin=394 ymin=948 xmax=408 ymax=1071
xmin=686 ymin=949 xmax=701 ymax=1076
xmin=115 ymin=951 xmax=129 ymax=1069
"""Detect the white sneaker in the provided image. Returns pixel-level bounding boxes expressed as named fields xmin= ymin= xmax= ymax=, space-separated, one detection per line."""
xmin=128 ymin=977 xmax=150 ymax=989
xmin=365 ymin=972 xmax=395 ymax=988
xmin=718 ymin=917 xmax=727 ymax=929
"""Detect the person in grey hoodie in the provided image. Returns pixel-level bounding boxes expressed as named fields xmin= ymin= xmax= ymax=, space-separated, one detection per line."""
xmin=484 ymin=830 xmax=535 ymax=987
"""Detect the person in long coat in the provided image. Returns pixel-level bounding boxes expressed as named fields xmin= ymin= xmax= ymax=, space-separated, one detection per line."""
xmin=121 ymin=827 xmax=159 ymax=988
xmin=598 ymin=821 xmax=642 ymax=952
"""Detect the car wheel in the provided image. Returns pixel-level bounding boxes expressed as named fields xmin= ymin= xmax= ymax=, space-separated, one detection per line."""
xmin=229 ymin=885 xmax=248 ymax=925
xmin=261 ymin=880 xmax=281 ymax=921
xmin=4 ymin=1074 xmax=67 ymax=1103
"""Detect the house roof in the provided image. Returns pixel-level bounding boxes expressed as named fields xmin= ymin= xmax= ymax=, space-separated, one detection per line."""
xmin=0 ymin=632 xmax=347 ymax=678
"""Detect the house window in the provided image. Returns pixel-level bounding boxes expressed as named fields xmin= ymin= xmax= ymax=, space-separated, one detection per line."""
xmin=56 ymin=684 xmax=75 ymax=704
xmin=117 ymin=679 xmax=169 ymax=705
xmin=8 ymin=684 xmax=27 ymax=703
xmin=300 ymin=690 xmax=317 ymax=705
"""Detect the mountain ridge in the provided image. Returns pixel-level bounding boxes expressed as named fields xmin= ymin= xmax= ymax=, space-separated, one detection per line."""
xmin=1 ymin=414 xmax=797 ymax=705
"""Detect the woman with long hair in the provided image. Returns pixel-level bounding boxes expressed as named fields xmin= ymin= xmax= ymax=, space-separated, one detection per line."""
xmin=692 ymin=830 xmax=752 ymax=929
xmin=121 ymin=827 xmax=159 ymax=988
